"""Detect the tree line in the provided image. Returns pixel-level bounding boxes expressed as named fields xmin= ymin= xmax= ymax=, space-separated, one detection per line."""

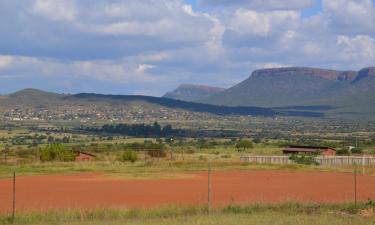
xmin=82 ymin=122 xmax=179 ymax=137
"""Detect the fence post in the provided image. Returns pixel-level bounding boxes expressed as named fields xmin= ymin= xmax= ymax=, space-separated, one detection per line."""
xmin=12 ymin=171 xmax=16 ymax=225
xmin=354 ymin=163 xmax=357 ymax=207
xmin=207 ymin=162 xmax=212 ymax=215
xmin=362 ymin=155 xmax=365 ymax=175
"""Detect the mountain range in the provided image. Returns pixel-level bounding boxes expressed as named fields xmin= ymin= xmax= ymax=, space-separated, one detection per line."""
xmin=2 ymin=65 xmax=375 ymax=121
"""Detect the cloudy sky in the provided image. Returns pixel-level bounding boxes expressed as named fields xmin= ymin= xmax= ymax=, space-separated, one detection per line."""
xmin=0 ymin=0 xmax=374 ymax=95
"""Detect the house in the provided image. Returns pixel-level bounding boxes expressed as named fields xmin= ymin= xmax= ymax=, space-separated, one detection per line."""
xmin=282 ymin=146 xmax=336 ymax=156
xmin=75 ymin=151 xmax=96 ymax=161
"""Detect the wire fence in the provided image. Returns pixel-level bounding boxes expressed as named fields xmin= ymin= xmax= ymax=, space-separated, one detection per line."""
xmin=240 ymin=155 xmax=375 ymax=166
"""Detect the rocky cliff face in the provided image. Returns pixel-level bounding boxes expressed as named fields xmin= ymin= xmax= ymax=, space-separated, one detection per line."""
xmin=251 ymin=67 xmax=357 ymax=81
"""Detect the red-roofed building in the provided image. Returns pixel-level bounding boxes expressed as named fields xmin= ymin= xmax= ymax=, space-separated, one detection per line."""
xmin=75 ymin=151 xmax=96 ymax=161
xmin=282 ymin=146 xmax=336 ymax=156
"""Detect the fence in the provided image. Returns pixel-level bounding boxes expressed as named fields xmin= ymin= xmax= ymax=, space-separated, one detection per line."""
xmin=240 ymin=155 xmax=375 ymax=166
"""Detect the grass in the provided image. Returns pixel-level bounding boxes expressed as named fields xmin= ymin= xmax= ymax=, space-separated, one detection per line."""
xmin=0 ymin=158 xmax=365 ymax=179
xmin=0 ymin=202 xmax=374 ymax=225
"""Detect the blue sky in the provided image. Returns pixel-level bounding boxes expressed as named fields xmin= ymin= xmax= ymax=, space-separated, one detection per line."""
xmin=0 ymin=0 xmax=374 ymax=96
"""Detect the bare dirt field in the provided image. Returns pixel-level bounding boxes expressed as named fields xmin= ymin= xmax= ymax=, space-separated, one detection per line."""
xmin=1 ymin=170 xmax=374 ymax=213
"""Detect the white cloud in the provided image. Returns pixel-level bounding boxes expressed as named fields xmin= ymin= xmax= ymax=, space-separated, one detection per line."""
xmin=0 ymin=55 xmax=13 ymax=68
xmin=0 ymin=55 xmax=163 ymax=84
xmin=228 ymin=9 xmax=299 ymax=37
xmin=32 ymin=0 xmax=76 ymax=22
xmin=322 ymin=0 xmax=375 ymax=34
xmin=259 ymin=62 xmax=293 ymax=69
xmin=336 ymin=35 xmax=375 ymax=61
xmin=136 ymin=64 xmax=155 ymax=74
xmin=200 ymin=0 xmax=315 ymax=10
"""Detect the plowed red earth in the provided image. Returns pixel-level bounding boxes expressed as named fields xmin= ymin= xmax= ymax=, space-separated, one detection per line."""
xmin=0 ymin=170 xmax=374 ymax=213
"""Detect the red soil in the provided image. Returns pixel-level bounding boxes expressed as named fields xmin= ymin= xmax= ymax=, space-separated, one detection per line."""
xmin=0 ymin=170 xmax=374 ymax=213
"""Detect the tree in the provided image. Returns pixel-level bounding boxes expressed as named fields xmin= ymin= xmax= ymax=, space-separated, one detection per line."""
xmin=235 ymin=140 xmax=254 ymax=152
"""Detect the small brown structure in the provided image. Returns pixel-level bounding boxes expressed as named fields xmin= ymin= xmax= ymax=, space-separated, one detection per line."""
xmin=283 ymin=146 xmax=336 ymax=156
xmin=75 ymin=151 xmax=96 ymax=161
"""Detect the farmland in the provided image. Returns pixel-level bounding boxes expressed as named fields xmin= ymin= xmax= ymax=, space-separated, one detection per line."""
xmin=0 ymin=121 xmax=375 ymax=224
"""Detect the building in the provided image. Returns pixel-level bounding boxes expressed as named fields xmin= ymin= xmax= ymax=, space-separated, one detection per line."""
xmin=75 ymin=151 xmax=96 ymax=161
xmin=282 ymin=146 xmax=336 ymax=156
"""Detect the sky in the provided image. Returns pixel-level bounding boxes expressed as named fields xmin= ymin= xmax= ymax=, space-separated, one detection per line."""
xmin=0 ymin=0 xmax=374 ymax=96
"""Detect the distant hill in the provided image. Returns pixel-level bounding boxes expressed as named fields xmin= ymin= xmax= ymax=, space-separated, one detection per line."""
xmin=70 ymin=93 xmax=279 ymax=117
xmin=0 ymin=88 xmax=328 ymax=123
xmin=163 ymin=84 xmax=225 ymax=102
xmin=201 ymin=67 xmax=375 ymax=117
xmin=0 ymin=89 xmax=276 ymax=118
xmin=0 ymin=88 xmax=64 ymax=108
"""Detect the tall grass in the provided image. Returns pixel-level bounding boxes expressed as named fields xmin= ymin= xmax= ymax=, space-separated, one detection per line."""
xmin=0 ymin=202 xmax=373 ymax=225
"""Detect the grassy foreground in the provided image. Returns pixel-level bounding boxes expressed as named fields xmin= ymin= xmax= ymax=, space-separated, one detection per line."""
xmin=1 ymin=203 xmax=374 ymax=225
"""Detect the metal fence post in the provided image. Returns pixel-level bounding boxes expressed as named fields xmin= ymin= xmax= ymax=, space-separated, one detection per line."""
xmin=354 ymin=163 xmax=357 ymax=207
xmin=12 ymin=171 xmax=16 ymax=225
xmin=208 ymin=162 xmax=212 ymax=215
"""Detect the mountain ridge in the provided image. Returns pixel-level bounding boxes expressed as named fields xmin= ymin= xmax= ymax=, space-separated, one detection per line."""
xmin=250 ymin=67 xmax=358 ymax=81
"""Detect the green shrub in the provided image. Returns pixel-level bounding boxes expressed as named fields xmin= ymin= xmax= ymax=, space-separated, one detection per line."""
xmin=336 ymin=148 xmax=350 ymax=156
xmin=121 ymin=150 xmax=138 ymax=163
xmin=289 ymin=154 xmax=319 ymax=165
xmin=351 ymin=147 xmax=363 ymax=154
xmin=40 ymin=143 xmax=75 ymax=162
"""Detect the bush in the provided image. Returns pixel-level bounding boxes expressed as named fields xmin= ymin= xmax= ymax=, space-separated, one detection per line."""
xmin=40 ymin=143 xmax=75 ymax=162
xmin=121 ymin=150 xmax=138 ymax=163
xmin=336 ymin=148 xmax=351 ymax=156
xmin=289 ymin=154 xmax=319 ymax=165
xmin=351 ymin=147 xmax=363 ymax=154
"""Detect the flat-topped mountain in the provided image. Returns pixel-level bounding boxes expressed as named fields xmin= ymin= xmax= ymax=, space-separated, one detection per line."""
xmin=201 ymin=66 xmax=375 ymax=117
xmin=163 ymin=84 xmax=226 ymax=102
